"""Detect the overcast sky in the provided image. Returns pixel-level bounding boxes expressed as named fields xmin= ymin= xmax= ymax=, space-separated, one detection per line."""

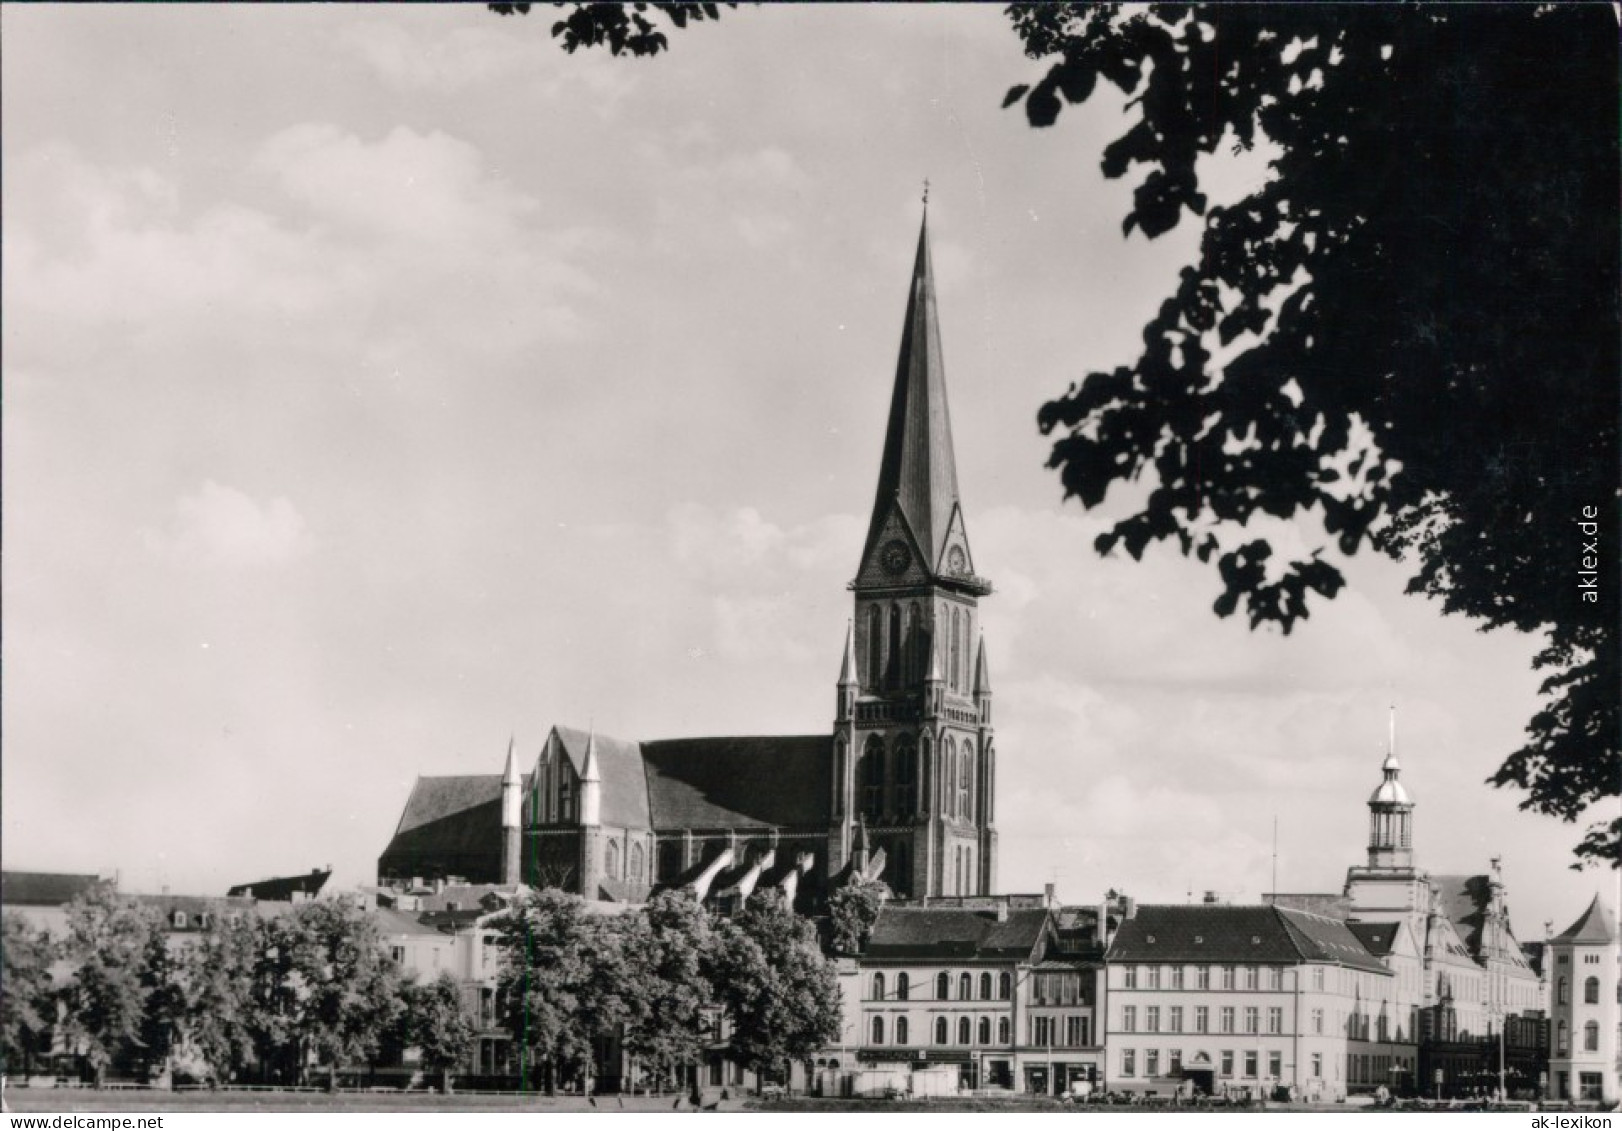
xmin=4 ymin=4 xmax=1609 ymax=938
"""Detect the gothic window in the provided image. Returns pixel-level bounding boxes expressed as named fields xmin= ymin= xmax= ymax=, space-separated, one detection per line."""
xmin=999 ymin=972 xmax=1012 ymax=999
xmin=957 ymin=1017 xmax=971 ymax=1045
xmin=937 ymin=972 xmax=951 ymax=1000
xmin=833 ymin=740 xmax=846 ymax=816
xmin=959 ymin=973 xmax=972 ymax=1000
xmin=896 ymin=973 xmax=910 ymax=1001
xmin=559 ymin=773 xmax=573 ymax=823
xmin=887 ymin=605 xmax=902 ymax=688
xmin=935 ymin=1017 xmax=948 ymax=1045
xmin=894 ymin=739 xmax=917 ymax=816
xmin=979 ymin=973 xmax=992 ymax=1000
xmin=986 ymin=747 xmax=995 ymax=822
xmin=944 ymin=738 xmax=957 ymax=815
xmin=862 ymin=736 xmax=885 ymax=820
xmin=958 ymin=748 xmax=972 ymax=822
xmin=890 ymin=839 xmax=911 ymax=896
xmin=978 ymin=1018 xmax=991 ymax=1045
xmin=919 ymin=736 xmax=931 ymax=816
xmin=873 ymin=973 xmax=886 ymax=1001
xmin=871 ymin=1016 xmax=885 ymax=1046
xmin=630 ymin=843 xmax=645 ymax=883
xmin=896 ymin=1017 xmax=909 ymax=1045
xmin=1585 ymin=976 xmax=1600 ymax=1004
xmin=606 ymin=841 xmax=620 ymax=879
xmin=868 ymin=606 xmax=882 ymax=690
xmin=909 ymin=602 xmax=924 ymax=678
xmin=952 ymin=608 xmax=962 ymax=690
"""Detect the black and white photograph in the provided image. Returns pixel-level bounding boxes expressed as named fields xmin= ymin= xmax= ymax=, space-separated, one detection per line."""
xmin=2 ymin=2 xmax=1617 ymax=1117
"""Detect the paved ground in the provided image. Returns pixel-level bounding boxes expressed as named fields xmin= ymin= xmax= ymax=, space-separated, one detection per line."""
xmin=3 ymin=1088 xmax=750 ymax=1114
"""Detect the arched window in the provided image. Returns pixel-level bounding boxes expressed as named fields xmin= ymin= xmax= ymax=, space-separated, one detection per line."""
xmin=888 ymin=605 xmax=902 ymax=688
xmin=944 ymin=738 xmax=957 ymax=815
xmin=937 ymin=972 xmax=951 ymax=1000
xmin=868 ymin=606 xmax=882 ymax=690
xmin=872 ymin=973 xmax=886 ymax=1001
xmin=959 ymin=749 xmax=972 ymax=822
xmin=985 ymin=747 xmax=995 ymax=822
xmin=1558 ymin=978 xmax=1569 ymax=1005
xmin=872 ymin=1016 xmax=885 ymax=1046
xmin=559 ymin=772 xmax=573 ymax=822
xmin=978 ymin=1017 xmax=991 ymax=1045
xmin=909 ymin=602 xmax=924 ymax=677
xmin=957 ymin=1017 xmax=971 ymax=1045
xmin=979 ymin=973 xmax=992 ymax=1000
xmin=999 ymin=972 xmax=1012 ymax=1000
xmin=998 ymin=1017 xmax=1011 ymax=1044
xmin=605 ymin=841 xmax=620 ymax=879
xmin=934 ymin=1017 xmax=948 ymax=1045
xmin=1585 ymin=976 xmax=1601 ymax=1004
xmin=630 ymin=842 xmax=645 ymax=882
xmin=863 ymin=736 xmax=886 ymax=820
xmin=833 ymin=739 xmax=846 ymax=816
xmin=896 ymin=973 xmax=910 ymax=1001
xmin=918 ymin=735 xmax=931 ymax=816
xmin=894 ymin=740 xmax=917 ymax=816
xmin=1584 ymin=1021 xmax=1600 ymax=1052
xmin=890 ymin=839 xmax=911 ymax=896
xmin=896 ymin=1017 xmax=909 ymax=1045
xmin=959 ymin=973 xmax=972 ymax=1000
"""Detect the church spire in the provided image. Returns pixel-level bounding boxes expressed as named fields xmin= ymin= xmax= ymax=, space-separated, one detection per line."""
xmin=861 ymin=209 xmax=964 ymax=575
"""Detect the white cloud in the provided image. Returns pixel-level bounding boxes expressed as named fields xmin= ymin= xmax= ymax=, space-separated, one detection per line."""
xmin=142 ymin=480 xmax=310 ymax=568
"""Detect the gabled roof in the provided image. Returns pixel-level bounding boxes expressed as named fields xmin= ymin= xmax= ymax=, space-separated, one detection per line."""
xmin=0 ymin=871 xmax=110 ymax=907
xmin=378 ymin=772 xmax=532 ymax=881
xmin=227 ymin=868 xmax=331 ymax=901
xmin=860 ymin=213 xmax=964 ymax=575
xmin=552 ymin=727 xmax=649 ymax=828
xmin=643 ymin=736 xmax=831 ymax=829
xmin=1108 ymin=904 xmax=1390 ymax=975
xmin=1429 ymin=873 xmax=1490 ymax=953
xmin=371 ymin=907 xmax=448 ymax=938
xmin=866 ymin=906 xmax=1050 ymax=961
xmin=1346 ymin=921 xmax=1402 ymax=957
xmin=1552 ymin=894 xmax=1617 ymax=944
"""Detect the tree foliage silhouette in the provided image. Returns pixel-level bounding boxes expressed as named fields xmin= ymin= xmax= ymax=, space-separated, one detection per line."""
xmin=496 ymin=3 xmax=1619 ymax=864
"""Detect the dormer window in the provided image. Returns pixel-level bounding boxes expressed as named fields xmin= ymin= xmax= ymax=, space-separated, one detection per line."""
xmin=172 ymin=911 xmax=188 ymax=929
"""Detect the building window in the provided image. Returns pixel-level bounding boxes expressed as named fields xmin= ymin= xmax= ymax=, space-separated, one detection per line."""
xmin=896 ymin=973 xmax=910 ymax=1001
xmin=1146 ymin=1006 xmax=1160 ymax=1033
xmin=1312 ymin=967 xmax=1325 ymax=991
xmin=959 ymin=973 xmax=972 ymax=1000
xmin=935 ymin=1017 xmax=948 ymax=1046
xmin=1557 ymin=1021 xmax=1569 ymax=1057
xmin=980 ymin=972 xmax=992 ymax=1000
xmin=1169 ymin=1049 xmax=1183 ymax=1074
xmin=1194 ymin=1006 xmax=1209 ymax=1034
xmin=1584 ymin=976 xmax=1600 ymax=1004
xmin=1244 ymin=1051 xmax=1258 ymax=1079
xmin=1146 ymin=1050 xmax=1160 ymax=1077
xmin=1243 ymin=966 xmax=1258 ymax=990
xmin=978 ymin=1017 xmax=991 ymax=1045
xmin=998 ymin=1017 xmax=1011 ymax=1044
xmin=873 ymin=973 xmax=886 ymax=1001
xmin=1121 ymin=1049 xmax=1136 ymax=1077
xmin=1220 ymin=1007 xmax=1235 ymax=1034
xmin=1312 ymin=1008 xmax=1323 ymax=1034
xmin=1146 ymin=966 xmax=1161 ymax=990
xmin=1066 ymin=1016 xmax=1085 ymax=1047
xmin=1267 ymin=967 xmax=1282 ymax=991
xmin=630 ymin=842 xmax=645 ymax=882
xmin=1196 ymin=966 xmax=1210 ymax=990
xmin=390 ymin=945 xmax=405 ymax=963
xmin=937 ymin=972 xmax=951 ymax=1000
xmin=1584 ymin=1021 xmax=1600 ymax=1052
xmin=1244 ymin=1007 xmax=1259 ymax=1035
xmin=606 ymin=841 xmax=620 ymax=879
xmin=894 ymin=741 xmax=917 ymax=817
xmin=1221 ymin=966 xmax=1235 ymax=990
xmin=999 ymin=972 xmax=1012 ymax=1000
xmin=1267 ymin=1007 xmax=1282 ymax=1035
xmin=1122 ymin=1006 xmax=1137 ymax=1033
xmin=958 ymin=750 xmax=972 ymax=822
xmin=559 ymin=774 xmax=572 ymax=822
xmin=1123 ymin=967 xmax=1138 ymax=990
xmin=862 ymin=736 xmax=886 ymax=820
xmin=958 ymin=1017 xmax=971 ymax=1045
xmin=1221 ymin=1050 xmax=1234 ymax=1077
xmin=1171 ymin=966 xmax=1185 ymax=990
xmin=1268 ymin=1052 xmax=1282 ymax=1080
xmin=1581 ymin=1073 xmax=1605 ymax=1100
xmin=897 ymin=1017 xmax=909 ymax=1045
xmin=173 ymin=911 xmax=188 ymax=929
xmin=1311 ymin=1053 xmax=1322 ymax=1079
xmin=1558 ymin=978 xmax=1569 ymax=1005
xmin=872 ymin=1017 xmax=885 ymax=1045
xmin=1169 ymin=1006 xmax=1183 ymax=1033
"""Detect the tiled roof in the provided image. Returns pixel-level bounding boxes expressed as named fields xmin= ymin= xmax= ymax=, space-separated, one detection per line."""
xmin=553 ymin=727 xmax=650 ymax=829
xmin=866 ymin=906 xmax=1048 ymax=960
xmin=1266 ymin=893 xmax=1350 ymax=920
xmin=1 ymin=871 xmax=109 ymax=907
xmin=371 ymin=907 xmax=447 ymax=937
xmin=1552 ymin=894 xmax=1616 ymax=944
xmin=643 ymin=736 xmax=831 ymax=829
xmin=227 ymin=869 xmax=331 ymax=900
xmin=1108 ymin=905 xmax=1390 ymax=975
xmin=377 ymin=773 xmax=527 ymax=883
xmin=1346 ymin=921 xmax=1401 ymax=957
xmin=1430 ymin=874 xmax=1489 ymax=953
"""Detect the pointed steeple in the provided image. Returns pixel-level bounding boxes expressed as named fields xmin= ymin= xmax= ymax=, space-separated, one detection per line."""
xmin=861 ymin=210 xmax=964 ymax=574
xmin=578 ymin=725 xmax=602 ymax=827
xmin=502 ymin=735 xmax=520 ymax=786
xmin=838 ymin=621 xmax=857 ymax=687
xmin=973 ymin=635 xmax=991 ymax=696
xmin=581 ymin=725 xmax=601 ymax=783
xmin=1552 ymin=894 xmax=1617 ymax=944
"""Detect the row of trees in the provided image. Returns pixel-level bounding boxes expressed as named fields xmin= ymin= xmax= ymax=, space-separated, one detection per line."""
xmin=3 ymin=883 xmax=851 ymax=1094
xmin=493 ymin=887 xmax=841 ymax=1094
xmin=0 ymin=890 xmax=473 ymax=1090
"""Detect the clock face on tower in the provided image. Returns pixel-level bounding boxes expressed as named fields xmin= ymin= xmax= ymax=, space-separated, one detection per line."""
xmin=880 ymin=539 xmax=912 ymax=575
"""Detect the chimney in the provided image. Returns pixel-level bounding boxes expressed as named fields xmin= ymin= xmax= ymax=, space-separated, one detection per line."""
xmin=1044 ymin=883 xmax=1056 ymax=908
xmin=996 ymin=901 xmax=1009 ymax=923
xmin=1124 ymin=896 xmax=1137 ymax=919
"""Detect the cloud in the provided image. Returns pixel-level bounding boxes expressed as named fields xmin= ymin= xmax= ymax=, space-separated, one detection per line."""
xmin=142 ymin=481 xmax=310 ymax=568
xmin=332 ymin=22 xmax=537 ymax=93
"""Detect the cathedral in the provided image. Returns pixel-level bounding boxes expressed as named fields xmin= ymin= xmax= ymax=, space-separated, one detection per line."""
xmin=378 ymin=213 xmax=998 ymax=907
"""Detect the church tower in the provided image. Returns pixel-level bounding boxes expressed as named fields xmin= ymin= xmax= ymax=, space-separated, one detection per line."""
xmin=831 ymin=210 xmax=997 ymax=899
